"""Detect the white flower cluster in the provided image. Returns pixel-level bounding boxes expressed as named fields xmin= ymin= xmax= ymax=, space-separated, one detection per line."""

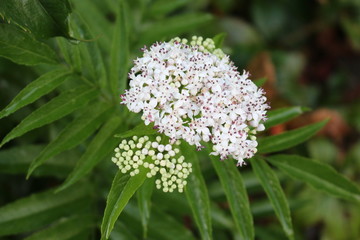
xmin=112 ymin=136 xmax=192 ymax=193
xmin=122 ymin=36 xmax=269 ymax=166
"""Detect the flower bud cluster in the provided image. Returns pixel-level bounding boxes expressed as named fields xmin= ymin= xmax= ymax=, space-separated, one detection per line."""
xmin=122 ymin=36 xmax=269 ymax=166
xmin=171 ymin=36 xmax=225 ymax=59
xmin=112 ymin=136 xmax=192 ymax=193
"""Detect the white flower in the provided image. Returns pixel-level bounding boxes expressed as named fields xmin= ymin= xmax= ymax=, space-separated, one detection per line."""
xmin=122 ymin=36 xmax=269 ymax=166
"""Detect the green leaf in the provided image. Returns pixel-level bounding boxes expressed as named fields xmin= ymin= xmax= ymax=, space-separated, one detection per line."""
xmin=101 ymin=169 xmax=149 ymax=239
xmin=0 ymin=68 xmax=71 ymax=119
xmin=71 ymin=0 xmax=112 ymax=50
xmin=56 ymin=37 xmax=82 ymax=72
xmin=0 ymin=86 xmax=98 ymax=148
xmin=267 ymin=154 xmax=360 ymax=203
xmin=57 ymin=116 xmax=125 ymax=192
xmin=254 ymin=77 xmax=267 ymax=87
xmin=181 ymin=143 xmax=212 ymax=240
xmin=122 ymin=202 xmax=196 ymax=240
xmin=0 ymin=0 xmax=72 ymax=38
xmin=0 ymin=184 xmax=90 ymax=236
xmin=209 ymin=155 xmax=254 ymax=240
xmin=27 ymin=102 xmax=113 ymax=178
xmin=149 ymin=0 xmax=189 ymax=17
xmin=212 ymin=32 xmax=226 ymax=49
xmin=251 ymin=157 xmax=294 ymax=240
xmin=0 ymin=145 xmax=77 ymax=178
xmin=23 ymin=215 xmax=94 ymax=240
xmin=70 ymin=13 xmax=107 ymax=88
xmin=265 ymin=106 xmax=309 ymax=128
xmin=109 ymin=0 xmax=129 ymax=96
xmin=137 ymin=178 xmax=155 ymax=238
xmin=0 ymin=24 xmax=59 ymax=65
xmin=140 ymin=13 xmax=213 ymax=44
xmin=257 ymin=120 xmax=327 ymax=154
xmin=115 ymin=122 xmax=157 ymax=138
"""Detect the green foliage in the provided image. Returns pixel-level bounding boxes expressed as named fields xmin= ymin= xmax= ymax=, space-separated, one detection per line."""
xmin=251 ymin=157 xmax=294 ymax=239
xmin=0 ymin=24 xmax=59 ymax=65
xmin=0 ymin=0 xmax=72 ymax=38
xmin=268 ymin=155 xmax=360 ymax=203
xmin=0 ymin=184 xmax=91 ymax=236
xmin=101 ymin=167 xmax=149 ymax=239
xmin=210 ymin=153 xmax=254 ymax=240
xmin=0 ymin=0 xmax=359 ymax=240
xmin=181 ymin=143 xmax=212 ymax=240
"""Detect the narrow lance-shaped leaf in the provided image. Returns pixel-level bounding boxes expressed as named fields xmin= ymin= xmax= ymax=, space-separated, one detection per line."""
xmin=209 ymin=154 xmax=254 ymax=240
xmin=0 ymin=0 xmax=72 ymax=38
xmin=0 ymin=86 xmax=99 ymax=148
xmin=0 ymin=68 xmax=72 ymax=120
xmin=265 ymin=106 xmax=309 ymax=129
xmin=0 ymin=145 xmax=77 ymax=178
xmin=27 ymin=102 xmax=113 ymax=178
xmin=57 ymin=116 xmax=125 ymax=192
xmin=181 ymin=143 xmax=212 ymax=240
xmin=23 ymin=215 xmax=94 ymax=240
xmin=251 ymin=157 xmax=294 ymax=240
xmin=0 ymin=24 xmax=59 ymax=65
xmin=257 ymin=120 xmax=327 ymax=154
xmin=0 ymin=184 xmax=90 ymax=236
xmin=101 ymin=168 xmax=149 ymax=239
xmin=267 ymin=154 xmax=360 ymax=203
xmin=109 ymin=0 xmax=129 ymax=96
xmin=115 ymin=122 xmax=157 ymax=138
xmin=137 ymin=177 xmax=155 ymax=238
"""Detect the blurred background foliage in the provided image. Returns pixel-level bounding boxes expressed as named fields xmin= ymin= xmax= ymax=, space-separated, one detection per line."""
xmin=0 ymin=0 xmax=359 ymax=239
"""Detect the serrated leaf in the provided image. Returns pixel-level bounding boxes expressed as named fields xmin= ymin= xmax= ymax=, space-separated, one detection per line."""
xmin=137 ymin=178 xmax=155 ymax=239
xmin=0 ymin=86 xmax=98 ymax=148
xmin=0 ymin=184 xmax=90 ymax=236
xmin=109 ymin=0 xmax=129 ymax=96
xmin=101 ymin=168 xmax=149 ymax=239
xmin=209 ymin=155 xmax=254 ymax=240
xmin=267 ymin=154 xmax=360 ymax=203
xmin=140 ymin=13 xmax=213 ymax=44
xmin=57 ymin=116 xmax=125 ymax=192
xmin=212 ymin=32 xmax=226 ymax=49
xmin=27 ymin=102 xmax=113 ymax=178
xmin=265 ymin=106 xmax=309 ymax=128
xmin=0 ymin=0 xmax=72 ymax=39
xmin=251 ymin=157 xmax=294 ymax=240
xmin=0 ymin=145 xmax=77 ymax=178
xmin=0 ymin=68 xmax=71 ymax=119
xmin=23 ymin=215 xmax=94 ymax=240
xmin=257 ymin=120 xmax=327 ymax=154
xmin=114 ymin=122 xmax=157 ymax=138
xmin=0 ymin=24 xmax=59 ymax=65
xmin=181 ymin=143 xmax=212 ymax=240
